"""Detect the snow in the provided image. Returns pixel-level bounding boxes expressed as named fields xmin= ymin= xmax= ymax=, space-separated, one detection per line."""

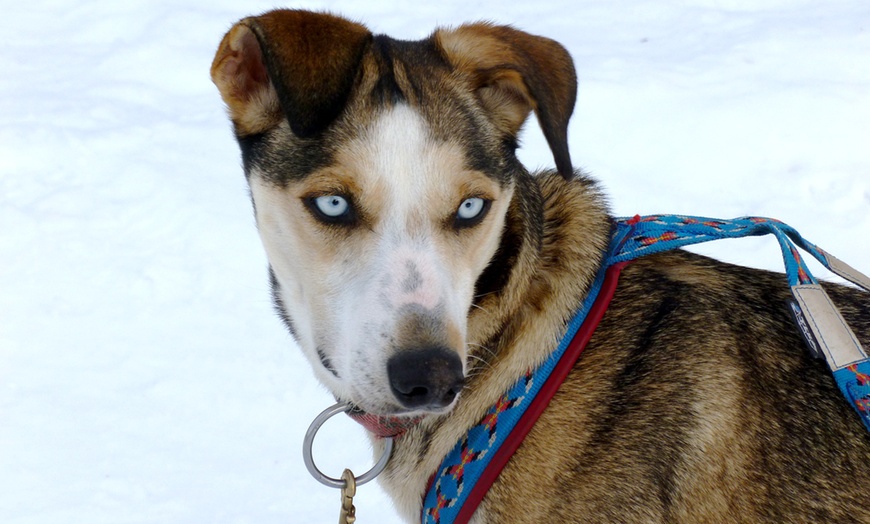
xmin=1 ymin=1 xmax=868 ymax=522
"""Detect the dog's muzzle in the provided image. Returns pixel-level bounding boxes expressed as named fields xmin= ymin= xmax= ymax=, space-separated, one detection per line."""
xmin=387 ymin=347 xmax=464 ymax=410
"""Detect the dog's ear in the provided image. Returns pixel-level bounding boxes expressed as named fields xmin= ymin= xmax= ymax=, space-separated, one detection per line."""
xmin=211 ymin=10 xmax=372 ymax=137
xmin=435 ymin=23 xmax=577 ymax=179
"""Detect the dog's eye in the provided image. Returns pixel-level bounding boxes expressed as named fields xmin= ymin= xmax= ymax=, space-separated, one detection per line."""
xmin=314 ymin=195 xmax=349 ymax=217
xmin=305 ymin=194 xmax=356 ymax=225
xmin=454 ymin=197 xmax=491 ymax=228
xmin=458 ymin=198 xmax=485 ymax=219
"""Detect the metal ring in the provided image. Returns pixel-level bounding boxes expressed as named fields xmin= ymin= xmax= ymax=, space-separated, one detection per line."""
xmin=302 ymin=401 xmax=394 ymax=489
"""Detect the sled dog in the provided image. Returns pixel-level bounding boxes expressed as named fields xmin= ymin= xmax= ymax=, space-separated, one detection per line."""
xmin=211 ymin=10 xmax=870 ymax=522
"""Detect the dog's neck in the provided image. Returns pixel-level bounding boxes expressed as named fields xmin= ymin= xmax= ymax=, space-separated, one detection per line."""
xmin=466 ymin=169 xmax=612 ymax=378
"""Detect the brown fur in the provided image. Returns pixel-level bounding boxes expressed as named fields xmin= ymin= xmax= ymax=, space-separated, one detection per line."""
xmin=435 ymin=23 xmax=577 ymax=177
xmin=211 ymin=10 xmax=870 ymax=523
xmin=211 ymin=11 xmax=371 ymax=137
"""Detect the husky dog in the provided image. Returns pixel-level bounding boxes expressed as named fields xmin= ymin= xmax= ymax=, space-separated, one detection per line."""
xmin=211 ymin=10 xmax=870 ymax=522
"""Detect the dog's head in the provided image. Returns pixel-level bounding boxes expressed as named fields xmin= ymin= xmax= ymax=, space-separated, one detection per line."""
xmin=211 ymin=10 xmax=576 ymax=417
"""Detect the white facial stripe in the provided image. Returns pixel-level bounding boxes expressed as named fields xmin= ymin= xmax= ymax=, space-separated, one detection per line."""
xmin=367 ymin=104 xmax=441 ymax=230
xmin=348 ymin=105 xmax=468 ymax=326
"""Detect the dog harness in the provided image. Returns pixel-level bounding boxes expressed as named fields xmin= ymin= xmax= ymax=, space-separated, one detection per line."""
xmin=421 ymin=214 xmax=870 ymax=524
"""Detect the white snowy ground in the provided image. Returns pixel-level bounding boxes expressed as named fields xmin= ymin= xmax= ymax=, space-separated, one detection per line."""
xmin=1 ymin=1 xmax=868 ymax=522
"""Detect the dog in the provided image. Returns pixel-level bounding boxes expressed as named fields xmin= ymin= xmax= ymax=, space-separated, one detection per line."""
xmin=211 ymin=10 xmax=870 ymax=522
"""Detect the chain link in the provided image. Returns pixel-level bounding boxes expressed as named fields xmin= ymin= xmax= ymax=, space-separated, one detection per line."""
xmin=338 ymin=469 xmax=356 ymax=524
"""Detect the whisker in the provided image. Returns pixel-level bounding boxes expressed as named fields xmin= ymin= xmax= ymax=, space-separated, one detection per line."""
xmin=467 ymin=342 xmax=497 ymax=359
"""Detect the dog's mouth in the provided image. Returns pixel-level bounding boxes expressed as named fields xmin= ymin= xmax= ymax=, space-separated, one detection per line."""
xmin=342 ymin=356 xmax=465 ymax=437
xmin=346 ymin=404 xmax=427 ymax=438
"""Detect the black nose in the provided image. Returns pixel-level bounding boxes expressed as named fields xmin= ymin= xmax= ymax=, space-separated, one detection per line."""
xmin=387 ymin=347 xmax=465 ymax=410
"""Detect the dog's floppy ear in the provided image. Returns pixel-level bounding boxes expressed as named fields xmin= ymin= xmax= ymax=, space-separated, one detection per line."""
xmin=435 ymin=23 xmax=577 ymax=179
xmin=211 ymin=10 xmax=372 ymax=137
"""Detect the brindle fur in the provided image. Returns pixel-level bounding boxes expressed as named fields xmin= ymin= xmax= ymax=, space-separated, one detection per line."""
xmin=212 ymin=10 xmax=870 ymax=523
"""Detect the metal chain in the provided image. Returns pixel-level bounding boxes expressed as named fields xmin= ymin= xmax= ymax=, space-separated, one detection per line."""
xmin=338 ymin=469 xmax=356 ymax=524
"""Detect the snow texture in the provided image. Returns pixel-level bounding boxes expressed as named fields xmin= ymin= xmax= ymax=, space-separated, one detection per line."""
xmin=1 ymin=1 xmax=868 ymax=522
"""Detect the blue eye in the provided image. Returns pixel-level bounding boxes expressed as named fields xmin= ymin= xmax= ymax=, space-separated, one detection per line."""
xmin=314 ymin=195 xmax=349 ymax=217
xmin=454 ymin=197 xmax=491 ymax=229
xmin=457 ymin=198 xmax=485 ymax=220
xmin=306 ymin=194 xmax=356 ymax=225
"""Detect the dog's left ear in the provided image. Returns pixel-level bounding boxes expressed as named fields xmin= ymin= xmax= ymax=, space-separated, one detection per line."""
xmin=435 ymin=23 xmax=577 ymax=179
